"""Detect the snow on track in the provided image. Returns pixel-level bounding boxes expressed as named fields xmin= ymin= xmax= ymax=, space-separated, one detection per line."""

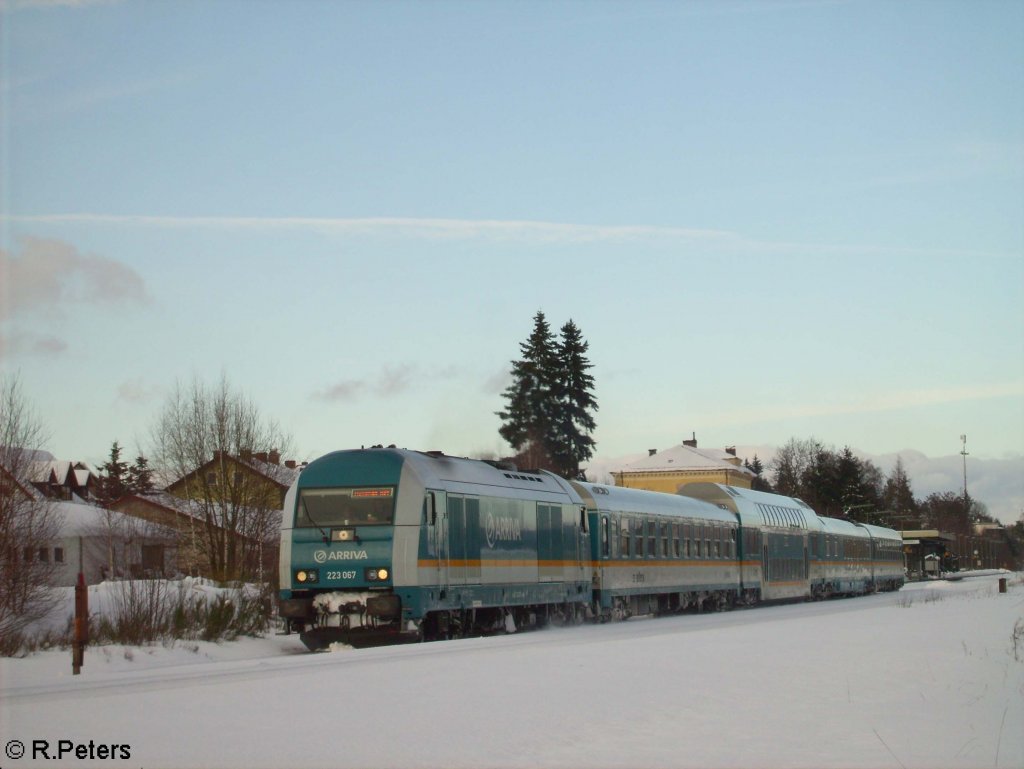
xmin=2 ymin=574 xmax=1022 ymax=769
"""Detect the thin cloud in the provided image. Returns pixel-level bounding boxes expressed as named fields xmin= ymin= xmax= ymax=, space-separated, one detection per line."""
xmin=374 ymin=364 xmax=416 ymax=397
xmin=116 ymin=378 xmax=162 ymax=405
xmin=0 ymin=236 xmax=149 ymax=320
xmin=0 ymin=332 xmax=68 ymax=358
xmin=705 ymin=381 xmax=1024 ymax=427
xmin=314 ymin=380 xmax=365 ymax=403
xmin=0 ymin=0 xmax=121 ymax=9
xmin=314 ymin=364 xmax=425 ymax=402
xmin=483 ymin=366 xmax=512 ymax=396
xmin=1 ymin=213 xmax=741 ymax=246
xmin=4 ymin=213 xmax=1013 ymax=260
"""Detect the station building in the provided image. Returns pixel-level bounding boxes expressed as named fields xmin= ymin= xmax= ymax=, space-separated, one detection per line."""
xmin=612 ymin=436 xmax=756 ymax=492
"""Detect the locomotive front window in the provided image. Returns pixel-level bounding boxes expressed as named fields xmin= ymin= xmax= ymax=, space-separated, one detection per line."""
xmin=296 ymin=487 xmax=396 ymax=527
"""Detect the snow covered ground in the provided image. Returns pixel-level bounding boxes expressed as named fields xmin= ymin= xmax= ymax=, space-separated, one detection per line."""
xmin=2 ymin=573 xmax=1022 ymax=769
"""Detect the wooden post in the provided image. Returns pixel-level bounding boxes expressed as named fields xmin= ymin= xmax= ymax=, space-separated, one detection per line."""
xmin=72 ymin=572 xmax=88 ymax=675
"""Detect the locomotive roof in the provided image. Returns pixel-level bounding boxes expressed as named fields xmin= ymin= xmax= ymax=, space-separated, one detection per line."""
xmin=571 ymin=481 xmax=737 ymax=523
xmin=310 ymin=448 xmax=581 ymax=500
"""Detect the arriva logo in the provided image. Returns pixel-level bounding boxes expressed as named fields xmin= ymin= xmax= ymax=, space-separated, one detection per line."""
xmin=313 ymin=550 xmax=369 ymax=563
xmin=484 ymin=512 xmax=523 ymax=548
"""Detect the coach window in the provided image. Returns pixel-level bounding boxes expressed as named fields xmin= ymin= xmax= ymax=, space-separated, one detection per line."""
xmin=673 ymin=524 xmax=681 ymax=558
xmin=601 ymin=516 xmax=610 ymax=558
xmin=661 ymin=523 xmax=669 ymax=557
xmin=647 ymin=520 xmax=657 ymax=557
xmin=622 ymin=520 xmax=631 ymax=559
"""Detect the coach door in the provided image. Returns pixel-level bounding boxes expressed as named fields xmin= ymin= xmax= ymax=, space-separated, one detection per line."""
xmin=447 ymin=495 xmax=466 ymax=587
xmin=427 ymin=491 xmax=450 ymax=596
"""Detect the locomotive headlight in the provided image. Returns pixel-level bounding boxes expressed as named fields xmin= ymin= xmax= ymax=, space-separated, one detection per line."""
xmin=295 ymin=569 xmax=319 ymax=584
xmin=364 ymin=567 xmax=389 ymax=581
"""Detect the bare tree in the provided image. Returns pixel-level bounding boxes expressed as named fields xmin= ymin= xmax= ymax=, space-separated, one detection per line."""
xmin=149 ymin=375 xmax=291 ymax=582
xmin=0 ymin=374 xmax=63 ymax=651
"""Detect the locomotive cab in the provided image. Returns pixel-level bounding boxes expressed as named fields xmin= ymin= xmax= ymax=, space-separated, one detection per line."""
xmin=279 ymin=452 xmax=411 ymax=649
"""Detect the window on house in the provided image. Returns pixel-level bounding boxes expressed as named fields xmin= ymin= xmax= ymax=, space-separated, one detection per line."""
xmin=141 ymin=545 xmax=164 ymax=574
xmin=38 ymin=547 xmax=49 ymax=562
xmin=54 ymin=547 xmax=65 ymax=563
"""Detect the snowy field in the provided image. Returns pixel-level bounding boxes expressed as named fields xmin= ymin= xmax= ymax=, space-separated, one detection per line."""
xmin=2 ymin=573 xmax=1022 ymax=769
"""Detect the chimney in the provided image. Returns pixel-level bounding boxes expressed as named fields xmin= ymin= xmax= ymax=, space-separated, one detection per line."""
xmin=683 ymin=433 xmax=697 ymax=448
xmin=269 ymin=450 xmax=281 ymax=465
xmin=285 ymin=460 xmax=297 ymax=469
xmin=725 ymin=446 xmax=736 ymax=457
xmin=648 ymin=449 xmax=657 ymax=456
xmin=240 ymin=449 xmax=253 ymax=462
xmin=254 ymin=451 xmax=268 ymax=463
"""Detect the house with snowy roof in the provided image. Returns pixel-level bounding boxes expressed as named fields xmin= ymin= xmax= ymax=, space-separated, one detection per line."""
xmin=28 ymin=454 xmax=99 ymax=502
xmin=4 ymin=450 xmax=177 ymax=585
xmin=613 ymin=435 xmax=756 ymax=493
xmin=163 ymin=449 xmax=300 ymax=510
xmin=45 ymin=501 xmax=179 ymax=585
xmin=111 ymin=450 xmax=301 ymax=580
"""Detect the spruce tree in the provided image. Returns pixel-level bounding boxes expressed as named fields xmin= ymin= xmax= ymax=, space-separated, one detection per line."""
xmin=745 ymin=455 xmax=772 ymax=491
xmin=96 ymin=440 xmax=129 ymax=507
xmin=497 ymin=311 xmax=560 ymax=463
xmin=127 ymin=454 xmax=154 ymax=495
xmin=883 ymin=456 xmax=918 ymax=523
xmin=551 ymin=319 xmax=597 ymax=479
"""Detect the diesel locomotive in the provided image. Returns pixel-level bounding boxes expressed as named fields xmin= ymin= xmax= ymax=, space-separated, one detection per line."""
xmin=278 ymin=448 xmax=904 ymax=650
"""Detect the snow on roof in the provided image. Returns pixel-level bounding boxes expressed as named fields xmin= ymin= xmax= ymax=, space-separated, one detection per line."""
xmin=239 ymin=456 xmax=301 ymax=487
xmin=123 ymin=492 xmax=283 ymax=539
xmin=26 ymin=459 xmax=96 ymax=485
xmin=165 ymin=453 xmax=302 ymax=491
xmin=54 ymin=501 xmax=177 ymax=539
xmin=620 ymin=444 xmax=755 ymax=476
xmin=126 ymin=491 xmax=212 ymax=521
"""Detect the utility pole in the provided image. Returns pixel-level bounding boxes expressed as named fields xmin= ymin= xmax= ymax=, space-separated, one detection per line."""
xmin=960 ymin=434 xmax=969 ymax=502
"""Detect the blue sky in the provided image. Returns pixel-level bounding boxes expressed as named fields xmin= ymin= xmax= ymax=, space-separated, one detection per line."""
xmin=1 ymin=1 xmax=1022 ymax=520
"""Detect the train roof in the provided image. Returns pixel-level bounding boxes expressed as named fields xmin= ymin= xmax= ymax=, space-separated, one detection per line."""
xmin=677 ymin=483 xmax=816 ymax=530
xmin=817 ymin=516 xmax=870 ymax=538
xmin=300 ymin=448 xmax=581 ymax=501
xmin=571 ymin=481 xmax=737 ymax=523
xmin=855 ymin=522 xmax=904 ymax=542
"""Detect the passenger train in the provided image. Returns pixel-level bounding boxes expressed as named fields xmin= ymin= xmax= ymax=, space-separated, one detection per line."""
xmin=278 ymin=448 xmax=904 ymax=650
